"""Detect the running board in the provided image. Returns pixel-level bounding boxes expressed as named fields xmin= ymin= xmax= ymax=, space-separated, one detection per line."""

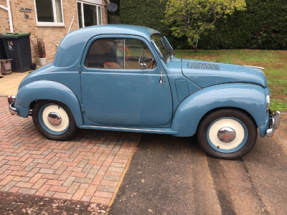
xmin=79 ymin=125 xmax=178 ymax=135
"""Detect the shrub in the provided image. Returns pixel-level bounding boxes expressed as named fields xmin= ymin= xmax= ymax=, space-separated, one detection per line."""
xmin=120 ymin=0 xmax=287 ymax=50
xmin=33 ymin=36 xmax=46 ymax=58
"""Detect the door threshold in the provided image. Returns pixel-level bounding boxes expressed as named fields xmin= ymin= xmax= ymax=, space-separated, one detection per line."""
xmin=79 ymin=125 xmax=178 ymax=134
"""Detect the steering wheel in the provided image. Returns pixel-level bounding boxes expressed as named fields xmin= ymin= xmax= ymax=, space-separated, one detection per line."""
xmin=147 ymin=58 xmax=155 ymax=69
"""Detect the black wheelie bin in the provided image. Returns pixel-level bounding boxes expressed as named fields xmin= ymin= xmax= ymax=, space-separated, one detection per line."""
xmin=0 ymin=33 xmax=32 ymax=72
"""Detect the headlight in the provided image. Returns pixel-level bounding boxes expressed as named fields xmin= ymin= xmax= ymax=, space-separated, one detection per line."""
xmin=266 ymin=95 xmax=270 ymax=111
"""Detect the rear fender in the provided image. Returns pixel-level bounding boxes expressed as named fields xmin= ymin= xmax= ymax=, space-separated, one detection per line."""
xmin=171 ymin=83 xmax=267 ymax=137
xmin=16 ymin=80 xmax=83 ymax=127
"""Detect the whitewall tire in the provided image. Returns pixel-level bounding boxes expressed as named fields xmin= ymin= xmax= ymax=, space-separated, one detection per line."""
xmin=33 ymin=101 xmax=77 ymax=140
xmin=197 ymin=109 xmax=257 ymax=159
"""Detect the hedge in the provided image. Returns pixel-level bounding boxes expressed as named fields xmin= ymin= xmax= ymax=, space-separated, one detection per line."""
xmin=120 ymin=0 xmax=169 ymax=36
xmin=120 ymin=0 xmax=287 ymax=50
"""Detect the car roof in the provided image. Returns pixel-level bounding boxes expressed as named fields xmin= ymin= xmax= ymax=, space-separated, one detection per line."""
xmin=53 ymin=24 xmax=160 ymax=68
xmin=73 ymin=24 xmax=160 ymax=40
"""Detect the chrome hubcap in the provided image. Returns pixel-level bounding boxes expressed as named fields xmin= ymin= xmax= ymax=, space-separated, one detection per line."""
xmin=47 ymin=112 xmax=62 ymax=126
xmin=217 ymin=127 xmax=236 ymax=143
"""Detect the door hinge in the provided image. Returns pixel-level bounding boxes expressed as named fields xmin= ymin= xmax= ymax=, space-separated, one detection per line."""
xmin=81 ymin=104 xmax=85 ymax=113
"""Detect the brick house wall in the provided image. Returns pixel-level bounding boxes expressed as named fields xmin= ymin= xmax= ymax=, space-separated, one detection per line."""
xmin=102 ymin=0 xmax=108 ymax=26
xmin=0 ymin=0 xmax=108 ymax=63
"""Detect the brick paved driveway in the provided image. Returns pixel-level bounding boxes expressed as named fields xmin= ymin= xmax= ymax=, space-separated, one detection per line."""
xmin=0 ymin=97 xmax=139 ymax=207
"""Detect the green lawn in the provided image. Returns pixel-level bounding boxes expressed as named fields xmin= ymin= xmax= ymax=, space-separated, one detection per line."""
xmin=174 ymin=49 xmax=287 ymax=112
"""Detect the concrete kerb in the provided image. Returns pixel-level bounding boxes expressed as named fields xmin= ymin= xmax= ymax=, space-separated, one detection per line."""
xmin=275 ymin=112 xmax=287 ymax=154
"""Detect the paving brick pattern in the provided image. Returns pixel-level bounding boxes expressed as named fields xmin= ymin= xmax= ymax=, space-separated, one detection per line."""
xmin=0 ymin=97 xmax=139 ymax=206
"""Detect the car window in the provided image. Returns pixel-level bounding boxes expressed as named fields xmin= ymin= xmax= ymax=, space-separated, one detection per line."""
xmin=150 ymin=34 xmax=170 ymax=60
xmin=125 ymin=39 xmax=156 ymax=69
xmin=85 ymin=38 xmax=123 ymax=69
xmin=85 ymin=38 xmax=156 ymax=69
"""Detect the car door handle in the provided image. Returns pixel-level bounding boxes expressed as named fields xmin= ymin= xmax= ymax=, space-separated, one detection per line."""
xmin=159 ymin=71 xmax=163 ymax=84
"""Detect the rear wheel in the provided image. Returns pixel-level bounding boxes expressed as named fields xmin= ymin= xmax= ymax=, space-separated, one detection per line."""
xmin=33 ymin=101 xmax=77 ymax=140
xmin=197 ymin=109 xmax=257 ymax=159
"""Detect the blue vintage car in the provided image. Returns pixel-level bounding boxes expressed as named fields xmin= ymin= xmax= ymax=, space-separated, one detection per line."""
xmin=8 ymin=25 xmax=281 ymax=159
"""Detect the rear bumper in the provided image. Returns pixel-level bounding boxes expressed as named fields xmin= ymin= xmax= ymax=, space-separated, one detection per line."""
xmin=266 ymin=110 xmax=281 ymax=137
xmin=8 ymin=95 xmax=17 ymax=115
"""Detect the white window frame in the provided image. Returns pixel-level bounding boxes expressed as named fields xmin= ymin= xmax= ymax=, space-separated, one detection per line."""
xmin=34 ymin=0 xmax=65 ymax=27
xmin=77 ymin=1 xmax=102 ymax=28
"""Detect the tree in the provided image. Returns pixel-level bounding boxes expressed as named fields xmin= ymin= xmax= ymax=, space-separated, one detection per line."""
xmin=163 ymin=0 xmax=246 ymax=52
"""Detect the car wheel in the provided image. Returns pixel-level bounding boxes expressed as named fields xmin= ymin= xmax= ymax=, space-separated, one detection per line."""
xmin=33 ymin=101 xmax=77 ymax=141
xmin=197 ymin=109 xmax=257 ymax=159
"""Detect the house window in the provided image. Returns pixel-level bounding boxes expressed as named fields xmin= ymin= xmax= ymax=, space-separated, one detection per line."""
xmin=77 ymin=1 xmax=102 ymax=28
xmin=98 ymin=6 xmax=102 ymax=25
xmin=35 ymin=0 xmax=64 ymax=26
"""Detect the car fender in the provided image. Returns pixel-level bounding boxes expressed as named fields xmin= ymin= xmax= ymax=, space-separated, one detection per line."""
xmin=15 ymin=80 xmax=83 ymax=127
xmin=171 ymin=83 xmax=267 ymax=137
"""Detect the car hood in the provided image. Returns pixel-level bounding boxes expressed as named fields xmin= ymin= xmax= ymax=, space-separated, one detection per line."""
xmin=181 ymin=59 xmax=267 ymax=88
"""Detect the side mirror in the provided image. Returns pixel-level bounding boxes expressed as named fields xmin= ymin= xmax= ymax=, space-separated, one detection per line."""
xmin=138 ymin=57 xmax=146 ymax=69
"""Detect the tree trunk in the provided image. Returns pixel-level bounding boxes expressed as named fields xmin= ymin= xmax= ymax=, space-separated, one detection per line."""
xmin=194 ymin=40 xmax=199 ymax=53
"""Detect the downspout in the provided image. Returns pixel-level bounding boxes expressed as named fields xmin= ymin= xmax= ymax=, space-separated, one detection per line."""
xmin=7 ymin=0 xmax=13 ymax=33
xmin=0 ymin=0 xmax=14 ymax=33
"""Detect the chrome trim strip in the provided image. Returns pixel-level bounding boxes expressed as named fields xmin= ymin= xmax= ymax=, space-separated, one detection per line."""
xmin=266 ymin=95 xmax=270 ymax=111
xmin=244 ymin=65 xmax=265 ymax=70
xmin=89 ymin=125 xmax=167 ymax=132
xmin=123 ymin=39 xmax=125 ymax=69
xmin=151 ymin=40 xmax=163 ymax=58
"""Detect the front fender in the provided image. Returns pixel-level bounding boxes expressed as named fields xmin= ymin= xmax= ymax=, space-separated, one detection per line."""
xmin=15 ymin=80 xmax=83 ymax=127
xmin=171 ymin=83 xmax=267 ymax=137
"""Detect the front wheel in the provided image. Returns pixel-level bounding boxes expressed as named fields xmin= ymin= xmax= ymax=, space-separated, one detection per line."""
xmin=33 ymin=101 xmax=77 ymax=141
xmin=197 ymin=109 xmax=257 ymax=159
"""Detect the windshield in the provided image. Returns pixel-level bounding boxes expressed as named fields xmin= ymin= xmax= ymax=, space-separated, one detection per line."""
xmin=151 ymin=34 xmax=172 ymax=60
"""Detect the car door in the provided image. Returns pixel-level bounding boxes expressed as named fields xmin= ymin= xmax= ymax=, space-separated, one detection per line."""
xmin=80 ymin=35 xmax=173 ymax=127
